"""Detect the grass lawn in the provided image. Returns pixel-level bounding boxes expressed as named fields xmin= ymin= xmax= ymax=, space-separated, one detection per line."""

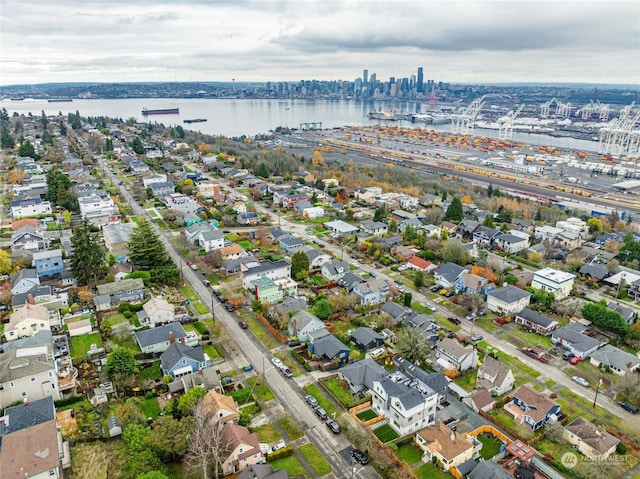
xmin=474 ymin=315 xmax=501 ymax=333
xmin=477 ymin=434 xmax=503 ymax=460
xmin=309 ymin=275 xmax=329 ymax=286
xmin=456 ymin=371 xmax=477 ymax=391
xmin=323 ymin=377 xmax=354 ymax=407
xmin=193 ymin=302 xmax=209 ymax=315
xmin=278 ymin=416 xmax=304 ymax=440
xmin=139 ymin=397 xmax=161 ymax=419
xmin=268 ymin=455 xmax=307 ymax=477
xmin=558 ymin=388 xmax=620 ymax=426
xmin=434 ymin=315 xmax=461 ymax=332
xmin=505 ymin=328 xmax=553 ymax=349
xmin=303 ymin=384 xmax=337 ymax=417
xmin=238 ymin=239 xmax=252 ymax=250
xmin=414 ymin=462 xmax=454 ymax=479
xmin=245 ymin=315 xmax=281 ymax=350
xmin=248 ymin=377 xmax=276 ymax=402
xmin=533 ymin=384 xmax=545 ymax=391
xmin=299 ymin=443 xmax=332 ymax=476
xmin=71 ymin=332 xmax=103 ymax=362
xmin=202 ymin=344 xmax=222 ymax=359
xmin=252 ymin=423 xmax=281 ymax=444
xmin=102 ymin=313 xmax=128 ymax=327
xmin=373 ymin=424 xmax=399 ymax=443
xmin=181 ymin=285 xmax=199 ymax=301
xmin=357 ymin=409 xmax=378 ymax=421
xmin=490 ymin=408 xmax=539 ymax=441
xmin=396 ymin=442 xmax=423 ymax=465
xmin=140 ymin=360 xmax=163 ymax=381
xmin=239 ymin=402 xmax=260 ymax=416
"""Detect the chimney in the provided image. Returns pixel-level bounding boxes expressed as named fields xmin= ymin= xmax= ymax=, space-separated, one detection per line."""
xmin=27 ymin=294 xmax=35 ymax=305
xmin=169 ymin=332 xmax=175 ymax=344
xmin=180 ymin=337 xmax=185 ymax=344
xmin=23 ymin=396 xmax=29 ymax=405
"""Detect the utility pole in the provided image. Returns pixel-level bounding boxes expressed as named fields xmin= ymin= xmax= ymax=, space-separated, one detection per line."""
xmin=593 ymin=378 xmax=603 ymax=408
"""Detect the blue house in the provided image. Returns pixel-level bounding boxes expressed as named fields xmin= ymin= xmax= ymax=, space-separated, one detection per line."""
xmin=160 ymin=342 xmax=210 ymax=378
xmin=32 ymin=249 xmax=64 ymax=278
xmin=279 ymin=235 xmax=304 ymax=253
xmin=309 ymin=333 xmax=350 ymax=366
xmin=507 ymin=385 xmax=561 ymax=430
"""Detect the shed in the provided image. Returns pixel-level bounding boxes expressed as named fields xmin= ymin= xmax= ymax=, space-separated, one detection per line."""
xmin=108 ymin=415 xmax=122 ymax=437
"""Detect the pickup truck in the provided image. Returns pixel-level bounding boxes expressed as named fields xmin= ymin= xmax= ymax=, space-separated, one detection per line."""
xmin=522 ymin=347 xmax=550 ymax=364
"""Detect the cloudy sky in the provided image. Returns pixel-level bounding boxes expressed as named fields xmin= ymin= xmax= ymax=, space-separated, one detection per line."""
xmin=1 ymin=0 xmax=639 ymax=86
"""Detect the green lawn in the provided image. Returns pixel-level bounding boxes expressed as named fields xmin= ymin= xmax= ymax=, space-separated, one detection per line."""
xmin=505 ymin=328 xmax=553 ymax=349
xmin=70 ymin=332 xmax=103 ymax=361
xmin=102 ymin=313 xmax=128 ymax=327
xmin=268 ymin=455 xmax=307 ymax=477
xmin=309 ymin=275 xmax=329 ymax=286
xmin=245 ymin=315 xmax=281 ymax=350
xmin=356 ymin=409 xmax=378 ymax=421
xmin=558 ymin=388 xmax=620 ymax=426
xmin=456 ymin=371 xmax=477 ymax=391
xmin=323 ymin=378 xmax=354 ymax=407
xmin=139 ymin=398 xmax=161 ymax=419
xmin=140 ymin=360 xmax=163 ymax=381
xmin=414 ymin=462 xmax=454 ymax=479
xmin=248 ymin=377 xmax=276 ymax=402
xmin=477 ymin=434 xmax=503 ymax=460
xmin=193 ymin=302 xmax=209 ymax=315
xmin=202 ymin=344 xmax=222 ymax=359
xmin=299 ymin=443 xmax=332 ymax=476
xmin=278 ymin=416 xmax=304 ymax=440
xmin=474 ymin=315 xmax=501 ymax=333
xmin=490 ymin=408 xmax=539 ymax=440
xmin=373 ymin=424 xmax=399 ymax=443
xmin=303 ymin=384 xmax=337 ymax=416
xmin=253 ymin=423 xmax=281 ymax=444
xmin=396 ymin=442 xmax=423 ymax=465
xmin=181 ymin=285 xmax=199 ymax=301
xmin=238 ymin=240 xmax=252 ymax=250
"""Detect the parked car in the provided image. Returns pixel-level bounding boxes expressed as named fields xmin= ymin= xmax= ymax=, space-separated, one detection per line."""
xmin=619 ymin=401 xmax=639 ymax=414
xmin=239 ymin=321 xmax=248 ymax=329
xmin=447 ymin=316 xmax=461 ymax=325
xmin=430 ymin=285 xmax=443 ymax=292
xmin=351 ymin=449 xmax=369 ymax=465
xmin=439 ymin=289 xmax=449 ymax=296
xmin=470 ymin=334 xmax=483 ymax=342
xmin=569 ymin=356 xmax=581 ymax=365
xmin=425 ymin=302 xmax=436 ymax=311
xmin=280 ymin=366 xmax=293 ymax=378
xmin=368 ymin=271 xmax=377 ymax=278
xmin=287 ymin=340 xmax=301 ymax=347
xmin=305 ymin=395 xmax=318 ymax=407
xmin=314 ymin=406 xmax=328 ymax=420
xmin=225 ymin=304 xmax=235 ymax=312
xmin=465 ymin=313 xmax=477 ymax=321
xmin=271 ymin=358 xmax=283 ymax=368
xmin=562 ymin=351 xmax=575 ymax=361
xmin=326 ymin=419 xmax=341 ymax=434
xmin=444 ymin=290 xmax=456 ymax=298
xmin=572 ymin=376 xmax=589 ymax=387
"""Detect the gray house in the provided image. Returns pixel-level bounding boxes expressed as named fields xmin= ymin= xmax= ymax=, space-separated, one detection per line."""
xmin=309 ymin=334 xmax=350 ymax=365
xmin=434 ymin=263 xmax=465 ymax=288
xmin=288 ymin=310 xmax=325 ymax=341
xmin=590 ymin=345 xmax=640 ymax=376
xmin=134 ymin=323 xmax=196 ymax=354
xmin=351 ymin=327 xmax=384 ymax=350
xmin=338 ymin=358 xmax=386 ymax=393
xmin=551 ymin=323 xmax=603 ymax=359
xmin=94 ymin=278 xmax=145 ymax=311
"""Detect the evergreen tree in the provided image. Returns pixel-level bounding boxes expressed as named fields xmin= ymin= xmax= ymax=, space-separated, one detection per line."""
xmin=256 ymin=162 xmax=269 ymax=178
xmin=18 ymin=139 xmax=39 ymax=159
xmin=70 ymin=219 xmax=105 ymax=285
xmin=373 ymin=206 xmax=388 ymax=222
xmin=105 ymin=138 xmax=113 ymax=151
xmin=443 ymin=197 xmax=463 ymax=222
xmin=291 ymin=251 xmax=310 ymax=281
xmin=131 ymin=136 xmax=145 ymax=154
xmin=175 ymin=125 xmax=185 ymax=139
xmin=1 ymin=126 xmax=14 ymax=149
xmin=128 ymin=218 xmax=169 ymax=269
xmin=487 ymin=184 xmax=494 ymax=197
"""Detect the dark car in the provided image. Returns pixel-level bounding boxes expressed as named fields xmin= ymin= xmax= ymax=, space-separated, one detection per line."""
xmin=619 ymin=401 xmax=638 ymax=414
xmin=225 ymin=304 xmax=234 ymax=312
xmin=444 ymin=290 xmax=456 ymax=298
xmin=314 ymin=406 xmax=328 ymax=420
xmin=431 ymin=285 xmax=443 ymax=292
xmin=447 ymin=316 xmax=461 ymax=325
xmin=239 ymin=321 xmax=248 ymax=329
xmin=287 ymin=340 xmax=302 ymax=347
xmin=305 ymin=395 xmax=318 ymax=407
xmin=351 ymin=449 xmax=369 ymax=465
xmin=562 ymin=351 xmax=575 ymax=361
xmin=326 ymin=419 xmax=341 ymax=434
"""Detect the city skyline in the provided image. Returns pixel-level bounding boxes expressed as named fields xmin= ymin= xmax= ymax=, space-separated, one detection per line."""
xmin=1 ymin=1 xmax=639 ymax=87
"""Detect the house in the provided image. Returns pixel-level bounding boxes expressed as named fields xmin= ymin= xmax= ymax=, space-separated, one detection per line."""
xmin=589 ymin=345 xmax=640 ymax=376
xmin=608 ymin=302 xmax=637 ymax=324
xmin=134 ymin=323 xmax=197 ymax=354
xmin=10 ymin=198 xmax=52 ymax=218
xmin=238 ymin=212 xmax=260 ymax=225
xmin=130 ymin=160 xmax=149 ymax=173
xmin=218 ymin=244 xmax=245 ymax=261
xmin=514 ymin=308 xmax=558 ymax=335
xmin=393 ymin=245 xmax=418 ymax=261
xmin=164 ymin=193 xmax=200 ymax=214
xmin=201 ymin=389 xmax=240 ymax=425
xmin=241 ymin=260 xmax=291 ymax=290
xmin=486 ymin=286 xmax=531 ymax=315
xmin=563 ymin=417 xmax=620 ymax=460
xmin=198 ymin=229 xmax=225 ymax=253
xmin=67 ymin=318 xmax=92 ymax=337
xmin=468 ymin=460 xmax=511 ymax=479
xmin=303 ymin=247 xmax=332 ymax=269
xmin=109 ymin=262 xmax=133 ymax=281
xmin=415 ymin=422 xmax=475 ymax=471
xmin=338 ymin=358 xmax=386 ymax=394
xmin=4 ymin=304 xmax=50 ymax=341
xmin=398 ymin=217 xmax=423 ymax=233
xmin=370 ymin=376 xmax=438 ymax=436
xmin=0 ymin=420 xmax=64 ymax=479
xmin=149 ymin=181 xmax=176 ymax=198
xmin=531 ymin=267 xmax=576 ymax=299
xmin=279 ymin=235 xmax=304 ymax=253
xmin=493 ymin=233 xmax=529 ymax=254
xmin=221 ymin=423 xmax=265 ymax=476
xmin=184 ymin=222 xmax=216 ymax=244
xmin=237 ymin=464 xmax=289 ymax=479
xmin=463 ymin=388 xmax=496 ymax=413
xmin=473 ymin=225 xmax=500 ymax=247
xmin=270 ymin=296 xmax=308 ymax=320
xmin=360 ymin=220 xmax=388 ymax=236
xmin=94 ymin=278 xmax=145 ymax=311
xmin=301 ymin=205 xmax=325 ymax=219
xmin=160 ymin=342 xmax=210 ymax=378
xmin=380 ymin=301 xmax=412 ymax=325
xmin=556 ymin=230 xmax=582 ymax=250
xmin=32 ymin=249 xmax=64 ymax=278
xmin=407 ymin=256 xmax=435 ymax=273
xmin=476 ymin=355 xmax=514 ymax=395
xmin=551 ymin=323 xmax=603 ymax=359
xmin=142 ymin=173 xmax=168 ymax=188
xmin=351 ymin=327 xmax=384 ymax=350
xmin=138 ymin=297 xmax=175 ymax=327
xmin=102 ymin=223 xmax=136 ymax=259
xmin=534 ymin=225 xmax=562 ymax=241
xmin=0 ymin=345 xmax=61 ymax=408
xmin=435 ymin=338 xmax=479 ymax=372
xmin=504 ymin=385 xmax=560 ymax=430
xmin=454 ymin=271 xmax=487 ymax=295
xmin=579 ymin=264 xmax=609 ymax=283
xmin=281 ymin=193 xmax=308 ymax=209
xmin=352 ymin=278 xmax=389 ymax=306
xmin=10 ymin=269 xmax=40 ymax=295
xmin=250 ymin=277 xmax=283 ymax=304
xmin=556 ymin=217 xmax=589 ymax=238
xmin=324 ymin=219 xmax=359 ymax=236
xmin=321 ymin=260 xmax=350 ymax=282
xmin=11 ymin=226 xmax=49 ymax=253
xmin=288 ymin=310 xmax=325 ymax=341
xmin=309 ymin=334 xmax=350 ymax=365
xmin=434 ymin=263 xmax=465 ymax=289
xmin=1 ymin=395 xmax=56 ymax=435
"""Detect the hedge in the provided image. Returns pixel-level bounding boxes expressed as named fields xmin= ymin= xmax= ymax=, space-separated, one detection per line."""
xmin=193 ymin=322 xmax=209 ymax=335
xmin=266 ymin=445 xmax=294 ymax=462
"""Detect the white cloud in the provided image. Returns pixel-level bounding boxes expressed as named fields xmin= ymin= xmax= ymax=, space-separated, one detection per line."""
xmin=1 ymin=0 xmax=638 ymax=85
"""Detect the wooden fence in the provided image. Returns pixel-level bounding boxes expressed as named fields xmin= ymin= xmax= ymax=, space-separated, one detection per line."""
xmin=255 ymin=312 xmax=287 ymax=343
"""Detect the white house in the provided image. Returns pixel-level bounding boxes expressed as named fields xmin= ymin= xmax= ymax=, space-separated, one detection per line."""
xmin=198 ymin=229 xmax=225 ymax=253
xmin=435 ymin=338 xmax=478 ymax=372
xmin=78 ymin=193 xmax=116 ymax=218
xmin=10 ymin=198 xmax=53 ymax=219
xmin=493 ymin=233 xmax=529 ymax=254
xmin=140 ymin=297 xmax=175 ymax=327
xmin=556 ymin=217 xmax=589 ymax=239
xmin=142 ymin=174 xmax=168 ymax=188
xmin=415 ymin=423 xmax=475 ymax=472
xmin=531 ymin=268 xmax=576 ymax=299
xmin=533 ymin=225 xmax=562 ymax=242
xmin=4 ymin=304 xmax=50 ymax=341
xmin=476 ymin=355 xmax=515 ymax=395
xmin=241 ymin=260 xmax=291 ymax=290
xmin=486 ymin=286 xmax=531 ymax=315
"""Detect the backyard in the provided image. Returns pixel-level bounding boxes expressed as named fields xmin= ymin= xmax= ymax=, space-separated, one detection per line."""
xmin=268 ymin=455 xmax=307 ymax=477
xmin=356 ymin=409 xmax=379 ymax=421
xmin=396 ymin=442 xmax=423 ymax=465
xmin=476 ymin=434 xmax=503 ymax=460
xmin=373 ymin=424 xmax=400 ymax=443
xmin=414 ymin=462 xmax=453 ymax=479
xmin=322 ymin=377 xmax=354 ymax=407
xmin=70 ymin=332 xmax=103 ymax=362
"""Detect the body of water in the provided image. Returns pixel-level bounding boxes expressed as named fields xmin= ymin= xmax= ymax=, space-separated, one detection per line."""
xmin=0 ymin=97 xmax=600 ymax=151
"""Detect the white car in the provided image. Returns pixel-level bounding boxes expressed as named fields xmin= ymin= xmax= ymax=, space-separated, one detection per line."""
xmin=572 ymin=376 xmax=589 ymax=387
xmin=426 ymin=303 xmax=436 ymax=311
xmin=271 ymin=357 xmax=283 ymax=368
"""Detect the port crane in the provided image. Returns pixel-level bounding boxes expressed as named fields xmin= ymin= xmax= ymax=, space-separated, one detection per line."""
xmin=498 ymin=104 xmax=525 ymax=141
xmin=599 ymin=102 xmax=640 ymax=156
xmin=450 ymin=96 xmax=486 ymax=136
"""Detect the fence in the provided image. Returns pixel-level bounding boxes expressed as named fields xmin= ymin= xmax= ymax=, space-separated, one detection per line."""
xmin=255 ymin=312 xmax=287 ymax=343
xmin=468 ymin=424 xmax=512 ymax=444
xmin=349 ymin=401 xmax=372 ymax=414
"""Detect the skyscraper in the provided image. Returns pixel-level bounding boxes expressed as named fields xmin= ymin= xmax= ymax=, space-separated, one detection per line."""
xmin=417 ymin=67 xmax=424 ymax=93
xmin=363 ymin=69 xmax=368 ymax=88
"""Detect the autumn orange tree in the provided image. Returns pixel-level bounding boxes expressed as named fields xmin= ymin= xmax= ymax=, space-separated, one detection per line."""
xmin=470 ymin=265 xmax=498 ymax=283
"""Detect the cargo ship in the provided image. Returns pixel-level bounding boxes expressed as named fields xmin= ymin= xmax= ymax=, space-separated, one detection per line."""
xmin=142 ymin=108 xmax=179 ymax=116
xmin=48 ymin=98 xmax=73 ymax=102
xmin=184 ymin=118 xmax=207 ymax=124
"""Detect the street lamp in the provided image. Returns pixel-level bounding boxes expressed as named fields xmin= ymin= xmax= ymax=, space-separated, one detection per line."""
xmin=593 ymin=378 xmax=604 ymax=408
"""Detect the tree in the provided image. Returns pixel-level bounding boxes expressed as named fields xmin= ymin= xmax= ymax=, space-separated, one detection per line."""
xmin=403 ymin=292 xmax=412 ymax=307
xmin=443 ymin=197 xmax=463 ymax=222
xmin=128 ymin=218 xmax=169 ymax=269
xmin=115 ymin=398 xmax=147 ymax=426
xmin=18 ymin=139 xmax=39 ymax=159
xmin=291 ymin=251 xmax=310 ymax=281
xmin=106 ymin=348 xmax=139 ymax=377
xmin=70 ymin=219 xmax=105 ymax=285
xmin=175 ymin=125 xmax=185 ymax=139
xmin=137 ymin=472 xmax=170 ymax=479
xmin=256 ymin=162 xmax=269 ymax=178
xmin=388 ymin=218 xmax=398 ymax=233
xmin=186 ymin=400 xmax=231 ymax=479
xmin=105 ymin=137 xmax=113 ymax=151
xmin=413 ymin=270 xmax=425 ymax=289
xmin=131 ymin=136 xmax=145 ymax=154
xmin=147 ymin=415 xmax=194 ymax=461
xmin=545 ymin=421 xmax=564 ymax=443
xmin=442 ymin=239 xmax=469 ymax=265
xmin=313 ymin=298 xmax=333 ymax=320
xmin=177 ymin=386 xmax=207 ymax=418
xmin=483 ymin=216 xmax=495 ymax=227
xmin=0 ymin=126 xmax=14 ymax=148
xmin=123 ymin=423 xmax=150 ymax=453
xmin=395 ymin=328 xmax=431 ymax=366
xmin=0 ymin=250 xmax=11 ymax=276
xmin=581 ymin=302 xmax=628 ymax=335
xmin=526 ymin=288 xmax=556 ymax=312
xmin=588 ymin=217 xmax=604 ymax=234
xmin=495 ymin=205 xmax=512 ymax=223
xmin=373 ymin=206 xmax=387 ymax=222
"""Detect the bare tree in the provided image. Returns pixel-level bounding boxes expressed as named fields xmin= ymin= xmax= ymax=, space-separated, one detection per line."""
xmin=544 ymin=421 xmax=564 ymax=443
xmin=186 ymin=400 xmax=231 ymax=479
